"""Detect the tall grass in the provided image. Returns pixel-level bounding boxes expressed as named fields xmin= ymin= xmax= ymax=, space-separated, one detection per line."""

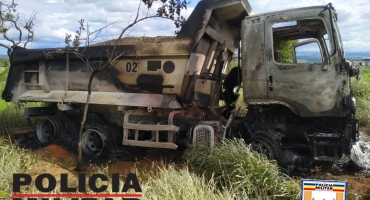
xmin=141 ymin=165 xmax=236 ymax=200
xmin=184 ymin=139 xmax=301 ymax=200
xmin=0 ymin=144 xmax=236 ymax=200
xmin=0 ymin=138 xmax=39 ymax=197
xmin=352 ymin=67 xmax=370 ymax=126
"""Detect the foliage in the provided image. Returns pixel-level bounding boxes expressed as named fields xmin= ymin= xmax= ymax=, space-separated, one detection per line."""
xmin=184 ymin=139 xmax=301 ymax=200
xmin=351 ymin=67 xmax=370 ymax=126
xmin=0 ymin=57 xmax=9 ymax=67
xmin=279 ymin=40 xmax=299 ymax=63
xmin=352 ymin=80 xmax=370 ymax=101
xmin=0 ymin=1 xmax=36 ymax=57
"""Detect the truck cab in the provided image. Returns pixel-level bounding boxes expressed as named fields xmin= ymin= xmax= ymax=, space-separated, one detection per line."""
xmin=239 ymin=4 xmax=359 ymax=164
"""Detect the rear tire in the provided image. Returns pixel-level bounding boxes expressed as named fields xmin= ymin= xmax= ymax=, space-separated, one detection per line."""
xmin=82 ymin=125 xmax=112 ymax=160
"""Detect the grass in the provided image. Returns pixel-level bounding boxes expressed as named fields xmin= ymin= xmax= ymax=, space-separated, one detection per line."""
xmin=0 ymin=137 xmax=300 ymax=200
xmin=141 ymin=165 xmax=236 ymax=200
xmin=0 ymin=138 xmax=236 ymax=200
xmin=184 ymin=139 xmax=301 ymax=200
xmin=0 ymin=138 xmax=40 ymax=197
xmin=351 ymin=67 xmax=370 ymax=126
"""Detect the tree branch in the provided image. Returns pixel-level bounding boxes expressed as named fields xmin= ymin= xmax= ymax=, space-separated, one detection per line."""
xmin=23 ymin=11 xmax=36 ymax=48
xmin=71 ymin=0 xmax=190 ymax=171
xmin=0 ymin=1 xmax=37 ymax=56
xmin=0 ymin=42 xmax=11 ymax=50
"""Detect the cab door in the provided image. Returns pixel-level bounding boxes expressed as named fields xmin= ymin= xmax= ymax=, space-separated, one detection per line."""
xmin=263 ymin=11 xmax=346 ymax=117
xmin=241 ymin=16 xmax=268 ymax=102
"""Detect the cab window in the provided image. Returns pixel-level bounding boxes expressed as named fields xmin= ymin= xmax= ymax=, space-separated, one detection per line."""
xmin=272 ymin=19 xmax=330 ymax=65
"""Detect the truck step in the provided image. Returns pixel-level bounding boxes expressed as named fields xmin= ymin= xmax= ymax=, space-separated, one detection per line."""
xmin=309 ymin=133 xmax=341 ymax=138
xmin=313 ymin=156 xmax=340 ymax=162
xmin=122 ymin=110 xmax=184 ymax=149
xmin=122 ymin=140 xmax=178 ymax=149
xmin=123 ymin=123 xmax=179 ymax=132
xmin=314 ymin=141 xmax=341 ymax=147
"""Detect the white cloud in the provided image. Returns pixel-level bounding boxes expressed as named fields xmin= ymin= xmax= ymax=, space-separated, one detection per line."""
xmin=0 ymin=0 xmax=368 ymax=55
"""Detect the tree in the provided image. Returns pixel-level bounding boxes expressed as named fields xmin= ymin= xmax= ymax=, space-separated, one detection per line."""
xmin=0 ymin=0 xmax=36 ymax=57
xmin=62 ymin=0 xmax=190 ymax=171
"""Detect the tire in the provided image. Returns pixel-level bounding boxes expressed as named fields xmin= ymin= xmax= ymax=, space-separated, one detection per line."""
xmin=245 ymin=130 xmax=282 ymax=161
xmin=82 ymin=124 xmax=112 ymax=160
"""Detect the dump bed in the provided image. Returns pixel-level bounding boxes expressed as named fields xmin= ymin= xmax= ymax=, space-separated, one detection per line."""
xmin=2 ymin=0 xmax=253 ymax=109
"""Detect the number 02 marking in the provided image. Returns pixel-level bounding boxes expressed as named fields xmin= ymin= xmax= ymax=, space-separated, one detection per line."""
xmin=126 ymin=62 xmax=138 ymax=72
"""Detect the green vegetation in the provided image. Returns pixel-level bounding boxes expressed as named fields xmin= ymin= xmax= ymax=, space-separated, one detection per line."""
xmin=352 ymin=67 xmax=370 ymax=126
xmin=0 ymin=57 xmax=9 ymax=67
xmin=141 ymin=165 xmax=235 ymax=200
xmin=278 ymin=40 xmax=299 ymax=63
xmin=0 ymin=138 xmax=39 ymax=196
xmin=184 ymin=139 xmax=301 ymax=200
xmin=0 ymin=137 xmax=300 ymax=199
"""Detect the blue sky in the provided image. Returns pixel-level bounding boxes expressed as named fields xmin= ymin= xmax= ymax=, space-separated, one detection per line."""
xmin=0 ymin=0 xmax=369 ymax=55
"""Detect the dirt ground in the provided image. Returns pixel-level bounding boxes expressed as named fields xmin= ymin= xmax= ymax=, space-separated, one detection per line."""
xmin=29 ymin=144 xmax=177 ymax=182
xmin=26 ymin=143 xmax=370 ymax=199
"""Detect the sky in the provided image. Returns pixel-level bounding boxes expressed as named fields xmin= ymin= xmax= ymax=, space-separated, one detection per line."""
xmin=0 ymin=0 xmax=369 ymax=55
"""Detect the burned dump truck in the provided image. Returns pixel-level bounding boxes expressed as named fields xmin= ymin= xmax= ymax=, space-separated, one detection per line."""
xmin=2 ymin=0 xmax=360 ymax=166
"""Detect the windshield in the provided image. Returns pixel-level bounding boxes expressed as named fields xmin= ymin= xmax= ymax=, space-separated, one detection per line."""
xmin=363 ymin=59 xmax=370 ymax=62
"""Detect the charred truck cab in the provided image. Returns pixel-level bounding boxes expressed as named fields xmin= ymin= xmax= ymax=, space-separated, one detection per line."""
xmin=2 ymin=0 xmax=359 ymax=166
xmin=239 ymin=3 xmax=360 ymax=165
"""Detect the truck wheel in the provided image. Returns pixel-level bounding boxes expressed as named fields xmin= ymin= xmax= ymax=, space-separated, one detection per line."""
xmin=36 ymin=115 xmax=67 ymax=144
xmin=36 ymin=115 xmax=79 ymax=145
xmin=245 ymin=130 xmax=281 ymax=160
xmin=82 ymin=125 xmax=111 ymax=159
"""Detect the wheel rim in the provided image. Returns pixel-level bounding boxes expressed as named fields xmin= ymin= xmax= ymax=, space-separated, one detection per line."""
xmin=36 ymin=118 xmax=57 ymax=143
xmin=247 ymin=138 xmax=277 ymax=160
xmin=82 ymin=128 xmax=107 ymax=157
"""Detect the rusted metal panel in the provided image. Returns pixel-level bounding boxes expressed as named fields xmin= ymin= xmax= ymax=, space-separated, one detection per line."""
xmin=193 ymin=79 xmax=221 ymax=108
xmin=18 ymin=90 xmax=183 ymax=108
xmin=177 ymin=0 xmax=253 ymax=44
xmin=178 ymin=0 xmax=253 ymax=106
xmin=241 ymin=17 xmax=268 ymax=100
xmin=87 ymin=37 xmax=192 ymax=56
